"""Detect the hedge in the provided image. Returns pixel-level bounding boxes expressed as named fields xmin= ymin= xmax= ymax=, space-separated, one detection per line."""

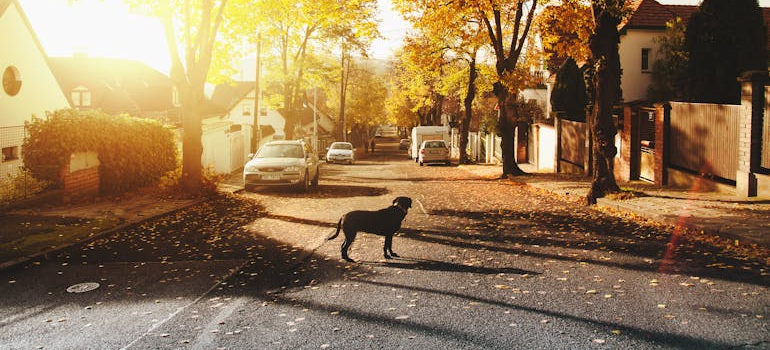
xmin=23 ymin=109 xmax=178 ymax=194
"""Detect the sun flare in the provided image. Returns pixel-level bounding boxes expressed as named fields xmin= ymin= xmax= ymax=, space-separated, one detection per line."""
xmin=18 ymin=0 xmax=170 ymax=73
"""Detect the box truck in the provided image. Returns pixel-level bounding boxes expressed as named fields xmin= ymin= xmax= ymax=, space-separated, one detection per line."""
xmin=409 ymin=126 xmax=450 ymax=160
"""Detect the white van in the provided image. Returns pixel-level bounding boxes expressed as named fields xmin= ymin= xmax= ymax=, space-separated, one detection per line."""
xmin=409 ymin=126 xmax=449 ymax=160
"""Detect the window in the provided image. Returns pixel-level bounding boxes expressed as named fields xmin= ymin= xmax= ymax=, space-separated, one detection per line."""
xmin=242 ymin=101 xmax=253 ymax=116
xmin=2 ymin=146 xmax=19 ymax=162
xmin=71 ymin=86 xmax=91 ymax=107
xmin=641 ymin=48 xmax=652 ymax=72
xmin=2 ymin=66 xmax=22 ymax=96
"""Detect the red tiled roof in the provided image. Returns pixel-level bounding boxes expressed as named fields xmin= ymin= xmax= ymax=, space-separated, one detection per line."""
xmin=624 ymin=0 xmax=769 ymax=54
xmin=665 ymin=5 xmax=698 ymax=26
xmin=623 ymin=0 xmax=680 ymax=29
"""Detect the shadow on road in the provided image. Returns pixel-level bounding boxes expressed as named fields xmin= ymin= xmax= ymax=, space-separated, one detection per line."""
xmin=362 ymin=257 xmax=537 ymax=275
xmin=245 ymin=185 xmax=390 ymax=199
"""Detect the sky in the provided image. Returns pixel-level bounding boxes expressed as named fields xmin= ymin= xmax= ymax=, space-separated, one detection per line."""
xmin=17 ymin=0 xmax=410 ymax=74
xmin=15 ymin=0 xmax=770 ymax=75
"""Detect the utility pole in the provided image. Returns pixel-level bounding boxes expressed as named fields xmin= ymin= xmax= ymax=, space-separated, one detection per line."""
xmin=313 ymin=87 xmax=318 ymax=152
xmin=252 ymin=33 xmax=262 ymax=153
xmin=339 ymin=43 xmax=348 ymax=142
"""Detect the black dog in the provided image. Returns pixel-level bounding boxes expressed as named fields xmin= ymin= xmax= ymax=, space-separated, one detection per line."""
xmin=327 ymin=196 xmax=412 ymax=262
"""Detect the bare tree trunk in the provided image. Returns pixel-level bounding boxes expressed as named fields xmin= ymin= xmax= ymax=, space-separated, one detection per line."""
xmin=459 ymin=57 xmax=478 ymax=164
xmin=180 ymin=86 xmax=203 ymax=191
xmin=586 ymin=1 xmax=623 ymax=204
xmin=494 ymin=82 xmax=526 ymax=177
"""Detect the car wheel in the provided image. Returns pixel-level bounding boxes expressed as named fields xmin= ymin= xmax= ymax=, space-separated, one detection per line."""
xmin=311 ymin=168 xmax=319 ymax=187
xmin=297 ymin=172 xmax=309 ymax=192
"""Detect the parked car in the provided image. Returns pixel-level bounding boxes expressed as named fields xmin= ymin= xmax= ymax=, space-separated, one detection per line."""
xmin=326 ymin=142 xmax=355 ymax=164
xmin=398 ymin=138 xmax=411 ymax=150
xmin=243 ymin=140 xmax=320 ymax=191
xmin=418 ymin=140 xmax=450 ymax=166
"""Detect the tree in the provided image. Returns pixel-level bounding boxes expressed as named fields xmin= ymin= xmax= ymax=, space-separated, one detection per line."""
xmin=345 ymin=65 xmax=389 ymax=147
xmin=253 ymin=0 xmax=379 ymax=139
xmin=387 ymin=36 xmax=446 ymax=127
xmin=551 ymin=57 xmax=587 ymax=121
xmin=536 ymin=0 xmax=593 ymax=70
xmin=685 ymin=0 xmax=768 ymax=104
xmin=585 ymin=0 xmax=625 ymax=205
xmin=111 ymin=0 xmax=252 ymax=193
xmin=394 ymin=0 xmax=488 ymax=164
xmin=392 ymin=0 xmax=539 ymax=176
xmin=647 ymin=17 xmax=688 ymax=102
xmin=326 ymin=61 xmax=389 ymax=148
xmin=483 ymin=1 xmax=540 ymax=177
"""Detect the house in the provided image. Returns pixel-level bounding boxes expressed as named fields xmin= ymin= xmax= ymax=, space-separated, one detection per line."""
xmin=209 ymin=80 xmax=283 ymax=145
xmin=48 ymin=55 xmax=181 ymax=123
xmin=0 ymin=0 xmax=70 ymax=178
xmin=297 ymin=102 xmax=336 ymax=152
xmin=619 ymin=0 xmax=770 ymax=102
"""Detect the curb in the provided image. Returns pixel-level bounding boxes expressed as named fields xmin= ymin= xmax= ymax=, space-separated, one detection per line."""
xmin=596 ymin=198 xmax=769 ymax=249
xmin=0 ymin=197 xmax=208 ymax=272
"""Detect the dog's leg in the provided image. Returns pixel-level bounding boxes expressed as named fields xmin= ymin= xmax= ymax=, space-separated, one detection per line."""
xmin=384 ymin=235 xmax=399 ymax=259
xmin=341 ymin=231 xmax=357 ymax=262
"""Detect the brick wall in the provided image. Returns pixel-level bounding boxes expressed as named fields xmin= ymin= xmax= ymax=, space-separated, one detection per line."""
xmin=653 ymin=103 xmax=668 ymax=186
xmin=60 ymin=152 xmax=100 ymax=203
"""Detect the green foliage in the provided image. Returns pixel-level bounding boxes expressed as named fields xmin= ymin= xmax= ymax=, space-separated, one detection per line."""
xmin=510 ymin=99 xmax=545 ymax=125
xmin=23 ymin=109 xmax=178 ymax=194
xmin=685 ymin=0 xmax=768 ymax=104
xmin=648 ymin=18 xmax=689 ymax=102
xmin=551 ymin=58 xmax=587 ymax=121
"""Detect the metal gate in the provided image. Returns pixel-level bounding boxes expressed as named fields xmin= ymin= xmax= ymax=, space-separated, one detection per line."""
xmin=637 ymin=107 xmax=656 ymax=182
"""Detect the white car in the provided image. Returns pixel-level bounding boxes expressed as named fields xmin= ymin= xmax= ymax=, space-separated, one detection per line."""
xmin=418 ymin=140 xmax=451 ymax=166
xmin=243 ymin=140 xmax=320 ymax=191
xmin=325 ymin=142 xmax=355 ymax=164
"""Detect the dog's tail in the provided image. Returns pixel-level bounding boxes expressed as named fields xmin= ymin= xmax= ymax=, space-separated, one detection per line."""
xmin=328 ymin=218 xmax=342 ymax=240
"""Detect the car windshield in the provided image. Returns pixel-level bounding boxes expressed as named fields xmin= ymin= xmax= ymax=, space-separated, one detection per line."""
xmin=256 ymin=144 xmax=304 ymax=158
xmin=424 ymin=141 xmax=445 ymax=148
xmin=331 ymin=143 xmax=353 ymax=150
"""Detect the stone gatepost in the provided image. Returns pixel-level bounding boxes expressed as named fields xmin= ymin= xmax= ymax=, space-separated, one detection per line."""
xmin=737 ymin=71 xmax=768 ymax=197
xmin=653 ymin=103 xmax=670 ymax=186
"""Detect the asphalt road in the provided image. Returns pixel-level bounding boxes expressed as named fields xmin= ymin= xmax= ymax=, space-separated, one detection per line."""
xmin=1 ymin=142 xmax=768 ymax=349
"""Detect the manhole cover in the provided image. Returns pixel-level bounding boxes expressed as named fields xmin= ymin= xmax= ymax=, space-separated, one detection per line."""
xmin=66 ymin=282 xmax=100 ymax=293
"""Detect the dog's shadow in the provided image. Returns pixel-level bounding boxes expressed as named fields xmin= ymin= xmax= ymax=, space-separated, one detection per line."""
xmin=361 ymin=257 xmax=538 ymax=276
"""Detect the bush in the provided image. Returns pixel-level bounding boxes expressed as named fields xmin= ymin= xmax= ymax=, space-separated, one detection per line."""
xmin=23 ymin=109 xmax=178 ymax=195
xmin=551 ymin=58 xmax=588 ymax=121
xmin=685 ymin=0 xmax=768 ymax=104
xmin=0 ymin=168 xmax=50 ymax=205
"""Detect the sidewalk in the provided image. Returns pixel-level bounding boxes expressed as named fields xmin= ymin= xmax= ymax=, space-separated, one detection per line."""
xmin=462 ymin=163 xmax=770 ymax=249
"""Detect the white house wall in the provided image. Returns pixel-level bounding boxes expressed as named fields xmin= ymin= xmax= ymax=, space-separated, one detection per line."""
xmin=202 ymin=119 xmax=233 ymax=174
xmin=0 ymin=2 xmax=69 ymax=127
xmin=619 ymin=29 xmax=660 ymax=102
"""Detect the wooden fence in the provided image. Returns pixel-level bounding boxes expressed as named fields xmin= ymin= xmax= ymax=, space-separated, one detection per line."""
xmin=558 ymin=119 xmax=586 ymax=169
xmin=669 ymin=102 xmax=741 ymax=181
